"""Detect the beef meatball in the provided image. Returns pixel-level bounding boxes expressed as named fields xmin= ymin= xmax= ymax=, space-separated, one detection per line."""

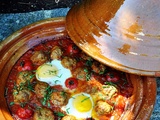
xmin=91 ymin=61 xmax=106 ymax=74
xmin=61 ymin=56 xmax=77 ymax=70
xmin=33 ymin=107 xmax=55 ymax=120
xmin=95 ymin=100 xmax=113 ymax=115
xmin=72 ymin=67 xmax=91 ymax=81
xmin=80 ymin=52 xmax=93 ymax=61
xmin=13 ymin=89 xmax=32 ymax=104
xmin=61 ymin=115 xmax=76 ymax=120
xmin=50 ymin=91 xmax=68 ymax=106
xmin=16 ymin=71 xmax=35 ymax=86
xmin=30 ymin=51 xmax=48 ymax=65
xmin=50 ymin=46 xmax=63 ymax=60
xmin=34 ymin=82 xmax=49 ymax=98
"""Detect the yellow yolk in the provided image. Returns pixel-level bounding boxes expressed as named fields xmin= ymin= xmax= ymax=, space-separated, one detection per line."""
xmin=63 ymin=93 xmax=93 ymax=119
xmin=36 ymin=64 xmax=58 ymax=78
xmin=73 ymin=94 xmax=92 ymax=112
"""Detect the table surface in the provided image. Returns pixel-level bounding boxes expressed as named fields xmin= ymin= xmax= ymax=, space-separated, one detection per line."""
xmin=0 ymin=8 xmax=160 ymax=120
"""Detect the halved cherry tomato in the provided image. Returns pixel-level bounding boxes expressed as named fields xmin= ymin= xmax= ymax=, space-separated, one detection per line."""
xmin=67 ymin=44 xmax=80 ymax=55
xmin=17 ymin=60 xmax=34 ymax=71
xmin=106 ymin=71 xmax=120 ymax=83
xmin=16 ymin=105 xmax=33 ymax=119
xmin=114 ymin=95 xmax=125 ymax=110
xmin=65 ymin=78 xmax=78 ymax=90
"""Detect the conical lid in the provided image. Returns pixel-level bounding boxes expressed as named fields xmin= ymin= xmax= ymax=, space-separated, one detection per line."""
xmin=66 ymin=0 xmax=160 ymax=76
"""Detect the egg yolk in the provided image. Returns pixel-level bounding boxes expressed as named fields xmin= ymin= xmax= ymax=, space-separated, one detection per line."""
xmin=73 ymin=94 xmax=92 ymax=112
xmin=36 ymin=63 xmax=58 ymax=78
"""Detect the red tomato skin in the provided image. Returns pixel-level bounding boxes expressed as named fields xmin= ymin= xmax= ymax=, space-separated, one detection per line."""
xmin=16 ymin=106 xmax=33 ymax=119
xmin=120 ymin=85 xmax=133 ymax=97
xmin=114 ymin=95 xmax=125 ymax=110
xmin=17 ymin=60 xmax=33 ymax=71
xmin=65 ymin=78 xmax=78 ymax=90
xmin=67 ymin=44 xmax=80 ymax=55
xmin=106 ymin=72 xmax=120 ymax=83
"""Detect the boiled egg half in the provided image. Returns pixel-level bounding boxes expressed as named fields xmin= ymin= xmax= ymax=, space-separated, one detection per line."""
xmin=36 ymin=59 xmax=71 ymax=88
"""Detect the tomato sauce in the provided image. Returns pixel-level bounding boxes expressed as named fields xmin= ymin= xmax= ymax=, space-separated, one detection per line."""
xmin=5 ymin=38 xmax=133 ymax=120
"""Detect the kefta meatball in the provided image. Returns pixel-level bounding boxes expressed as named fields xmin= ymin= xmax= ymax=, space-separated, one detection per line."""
xmin=16 ymin=71 xmax=35 ymax=86
xmin=72 ymin=67 xmax=91 ymax=81
xmin=61 ymin=115 xmax=77 ymax=120
xmin=50 ymin=46 xmax=63 ymax=60
xmin=95 ymin=100 xmax=113 ymax=115
xmin=61 ymin=56 xmax=77 ymax=70
xmin=91 ymin=61 xmax=106 ymax=74
xmin=34 ymin=82 xmax=49 ymax=98
xmin=50 ymin=91 xmax=68 ymax=106
xmin=13 ymin=89 xmax=32 ymax=104
xmin=30 ymin=51 xmax=48 ymax=65
xmin=33 ymin=107 xmax=55 ymax=120
xmin=80 ymin=52 xmax=93 ymax=61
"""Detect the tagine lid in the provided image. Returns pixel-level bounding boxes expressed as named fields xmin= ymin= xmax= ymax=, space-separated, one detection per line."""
xmin=66 ymin=0 xmax=160 ymax=76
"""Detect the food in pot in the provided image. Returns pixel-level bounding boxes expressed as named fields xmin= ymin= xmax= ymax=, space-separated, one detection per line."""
xmin=5 ymin=38 xmax=133 ymax=120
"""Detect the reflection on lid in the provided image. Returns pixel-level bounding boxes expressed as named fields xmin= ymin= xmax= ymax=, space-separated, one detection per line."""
xmin=118 ymin=44 xmax=131 ymax=55
xmin=125 ymin=21 xmax=143 ymax=40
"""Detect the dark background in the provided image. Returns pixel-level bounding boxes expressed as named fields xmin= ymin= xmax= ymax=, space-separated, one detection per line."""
xmin=0 ymin=0 xmax=82 ymax=13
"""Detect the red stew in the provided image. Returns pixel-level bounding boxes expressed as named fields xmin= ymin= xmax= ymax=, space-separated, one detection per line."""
xmin=5 ymin=37 xmax=133 ymax=120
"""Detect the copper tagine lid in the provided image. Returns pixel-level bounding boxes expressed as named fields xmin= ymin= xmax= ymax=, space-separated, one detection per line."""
xmin=66 ymin=0 xmax=160 ymax=76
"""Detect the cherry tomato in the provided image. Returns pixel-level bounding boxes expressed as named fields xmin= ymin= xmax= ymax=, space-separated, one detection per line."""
xmin=67 ymin=44 xmax=80 ymax=55
xmin=65 ymin=78 xmax=78 ymax=90
xmin=16 ymin=105 xmax=33 ymax=119
xmin=17 ymin=60 xmax=33 ymax=71
xmin=76 ymin=61 xmax=85 ymax=67
xmin=106 ymin=71 xmax=120 ymax=83
xmin=114 ymin=95 xmax=125 ymax=110
xmin=120 ymin=85 xmax=133 ymax=97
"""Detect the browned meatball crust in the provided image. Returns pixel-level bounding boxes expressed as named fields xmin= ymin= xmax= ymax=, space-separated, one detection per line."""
xmin=33 ymin=107 xmax=55 ymax=120
xmin=50 ymin=91 xmax=68 ymax=106
xmin=91 ymin=61 xmax=106 ymax=74
xmin=61 ymin=56 xmax=77 ymax=70
xmin=80 ymin=52 xmax=93 ymax=61
xmin=50 ymin=46 xmax=63 ymax=60
xmin=13 ymin=89 xmax=32 ymax=104
xmin=61 ymin=115 xmax=77 ymax=120
xmin=30 ymin=51 xmax=48 ymax=65
xmin=72 ymin=67 xmax=91 ymax=81
xmin=34 ymin=82 xmax=49 ymax=98
xmin=16 ymin=71 xmax=35 ymax=86
xmin=95 ymin=100 xmax=113 ymax=115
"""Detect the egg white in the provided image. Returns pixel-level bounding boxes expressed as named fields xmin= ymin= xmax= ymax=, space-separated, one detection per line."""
xmin=36 ymin=59 xmax=72 ymax=88
xmin=62 ymin=93 xmax=94 ymax=119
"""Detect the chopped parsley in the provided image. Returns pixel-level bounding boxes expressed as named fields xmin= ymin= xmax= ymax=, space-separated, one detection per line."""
xmin=66 ymin=108 xmax=70 ymax=114
xmin=104 ymin=81 xmax=117 ymax=87
xmin=84 ymin=68 xmax=91 ymax=81
xmin=55 ymin=112 xmax=65 ymax=117
xmin=81 ymin=97 xmax=90 ymax=103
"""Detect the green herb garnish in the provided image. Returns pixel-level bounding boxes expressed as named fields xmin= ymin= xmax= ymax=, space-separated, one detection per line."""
xmin=84 ymin=68 xmax=91 ymax=81
xmin=56 ymin=112 xmax=65 ymax=117
xmin=81 ymin=97 xmax=90 ymax=103
xmin=104 ymin=81 xmax=117 ymax=87
xmin=42 ymin=86 xmax=54 ymax=105
xmin=66 ymin=108 xmax=70 ymax=114
xmin=9 ymin=102 xmax=14 ymax=106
